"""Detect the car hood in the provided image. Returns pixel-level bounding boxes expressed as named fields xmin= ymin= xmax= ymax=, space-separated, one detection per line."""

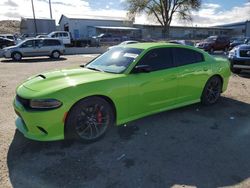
xmin=3 ymin=45 xmax=18 ymax=50
xmin=22 ymin=68 xmax=123 ymax=93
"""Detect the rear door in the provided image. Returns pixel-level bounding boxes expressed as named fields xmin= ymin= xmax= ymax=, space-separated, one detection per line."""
xmin=172 ymin=47 xmax=211 ymax=103
xmin=128 ymin=47 xmax=179 ymax=116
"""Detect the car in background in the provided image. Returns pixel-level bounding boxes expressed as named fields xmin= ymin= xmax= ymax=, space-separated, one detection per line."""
xmin=228 ymin=40 xmax=250 ymax=74
xmin=0 ymin=37 xmax=15 ymax=49
xmin=196 ymin=36 xmax=230 ymax=53
xmin=47 ymin=31 xmax=71 ymax=45
xmin=36 ymin=34 xmax=48 ymax=38
xmin=108 ymin=40 xmax=139 ymax=50
xmin=229 ymin=38 xmax=250 ymax=50
xmin=3 ymin=38 xmax=65 ymax=61
xmin=0 ymin=34 xmax=15 ymax=41
xmin=169 ymin=40 xmax=194 ymax=46
xmin=13 ymin=43 xmax=230 ymax=142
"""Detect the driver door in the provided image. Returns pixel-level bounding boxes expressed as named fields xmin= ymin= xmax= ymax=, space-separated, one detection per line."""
xmin=128 ymin=47 xmax=179 ymax=117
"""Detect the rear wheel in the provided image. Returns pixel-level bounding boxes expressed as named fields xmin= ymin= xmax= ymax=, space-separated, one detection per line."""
xmin=201 ymin=76 xmax=222 ymax=105
xmin=51 ymin=50 xmax=60 ymax=59
xmin=12 ymin=52 xmax=22 ymax=61
xmin=65 ymin=97 xmax=115 ymax=142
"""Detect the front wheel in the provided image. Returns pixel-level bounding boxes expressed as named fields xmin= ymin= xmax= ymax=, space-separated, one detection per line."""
xmin=12 ymin=52 xmax=22 ymax=61
xmin=201 ymin=76 xmax=222 ymax=105
xmin=51 ymin=50 xmax=60 ymax=59
xmin=65 ymin=97 xmax=115 ymax=142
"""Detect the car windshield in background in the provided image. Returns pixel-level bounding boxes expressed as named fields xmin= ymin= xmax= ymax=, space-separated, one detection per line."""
xmin=205 ymin=37 xmax=217 ymax=42
xmin=86 ymin=47 xmax=143 ymax=73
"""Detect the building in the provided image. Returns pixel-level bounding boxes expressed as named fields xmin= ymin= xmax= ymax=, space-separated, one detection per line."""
xmin=58 ymin=14 xmax=140 ymax=40
xmin=20 ymin=17 xmax=56 ymax=37
xmin=135 ymin=24 xmax=232 ymax=40
xmin=216 ymin=21 xmax=250 ymax=38
xmin=57 ymin=15 xmax=250 ymax=41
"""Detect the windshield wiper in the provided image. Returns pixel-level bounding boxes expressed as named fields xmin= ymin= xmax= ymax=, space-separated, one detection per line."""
xmin=86 ymin=66 xmax=104 ymax=72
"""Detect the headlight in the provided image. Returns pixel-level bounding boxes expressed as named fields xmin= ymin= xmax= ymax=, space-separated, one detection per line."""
xmin=30 ymin=99 xmax=62 ymax=109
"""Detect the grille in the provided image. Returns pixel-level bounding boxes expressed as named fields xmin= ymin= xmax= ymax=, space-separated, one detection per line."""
xmin=16 ymin=95 xmax=30 ymax=108
xmin=239 ymin=50 xmax=250 ymax=58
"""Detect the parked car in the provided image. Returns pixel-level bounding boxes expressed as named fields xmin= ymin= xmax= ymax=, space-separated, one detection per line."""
xmin=228 ymin=40 xmax=250 ymax=73
xmin=13 ymin=43 xmax=230 ymax=142
xmin=0 ymin=37 xmax=15 ymax=49
xmin=94 ymin=33 xmax=121 ymax=43
xmin=0 ymin=34 xmax=15 ymax=41
xmin=229 ymin=38 xmax=250 ymax=50
xmin=108 ymin=40 xmax=139 ymax=50
xmin=3 ymin=38 xmax=65 ymax=61
xmin=169 ymin=40 xmax=194 ymax=46
xmin=196 ymin=36 xmax=230 ymax=53
xmin=47 ymin=31 xmax=71 ymax=45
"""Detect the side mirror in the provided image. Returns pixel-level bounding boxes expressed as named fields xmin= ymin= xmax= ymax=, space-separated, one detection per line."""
xmin=133 ymin=65 xmax=151 ymax=73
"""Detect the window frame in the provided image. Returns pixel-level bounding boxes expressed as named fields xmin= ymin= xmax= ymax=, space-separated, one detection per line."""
xmin=172 ymin=47 xmax=205 ymax=68
xmin=131 ymin=47 xmax=174 ymax=73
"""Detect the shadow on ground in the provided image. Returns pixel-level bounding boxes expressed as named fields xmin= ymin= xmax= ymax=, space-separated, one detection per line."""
xmin=7 ymin=97 xmax=250 ymax=188
xmin=1 ymin=57 xmax=67 ymax=63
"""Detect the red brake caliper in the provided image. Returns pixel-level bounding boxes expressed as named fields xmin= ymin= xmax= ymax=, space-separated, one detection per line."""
xmin=97 ymin=110 xmax=102 ymax=124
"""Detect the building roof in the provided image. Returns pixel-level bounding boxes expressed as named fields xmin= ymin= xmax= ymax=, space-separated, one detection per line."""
xmin=93 ymin=26 xmax=140 ymax=31
xmin=134 ymin=23 xmax=232 ymax=30
xmin=215 ymin=21 xmax=249 ymax=28
xmin=59 ymin=14 xmax=130 ymax=24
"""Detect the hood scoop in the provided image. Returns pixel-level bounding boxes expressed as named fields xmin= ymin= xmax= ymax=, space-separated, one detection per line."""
xmin=36 ymin=74 xmax=46 ymax=79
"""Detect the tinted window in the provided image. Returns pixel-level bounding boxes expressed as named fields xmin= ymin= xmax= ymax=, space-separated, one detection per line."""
xmin=34 ymin=40 xmax=43 ymax=47
xmin=137 ymin=48 xmax=173 ymax=71
xmin=43 ymin=40 xmax=61 ymax=46
xmin=21 ymin=40 xmax=33 ymax=48
xmin=173 ymin=48 xmax=204 ymax=66
xmin=62 ymin=33 xmax=68 ymax=37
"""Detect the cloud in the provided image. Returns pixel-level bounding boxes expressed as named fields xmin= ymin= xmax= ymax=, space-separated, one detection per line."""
xmin=3 ymin=0 xmax=18 ymax=7
xmin=3 ymin=12 xmax=21 ymax=18
xmin=0 ymin=0 xmax=249 ymax=28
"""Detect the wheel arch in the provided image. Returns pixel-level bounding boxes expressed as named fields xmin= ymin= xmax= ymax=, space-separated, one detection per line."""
xmin=64 ymin=94 xmax=117 ymax=128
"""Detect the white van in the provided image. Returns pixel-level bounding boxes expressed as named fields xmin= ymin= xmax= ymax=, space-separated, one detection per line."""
xmin=48 ymin=31 xmax=71 ymax=45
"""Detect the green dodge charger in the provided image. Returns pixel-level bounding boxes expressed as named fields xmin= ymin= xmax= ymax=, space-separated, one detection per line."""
xmin=13 ymin=43 xmax=230 ymax=142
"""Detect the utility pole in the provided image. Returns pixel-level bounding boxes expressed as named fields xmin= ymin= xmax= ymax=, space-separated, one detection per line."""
xmin=49 ymin=0 xmax=53 ymax=19
xmin=31 ymin=0 xmax=37 ymax=36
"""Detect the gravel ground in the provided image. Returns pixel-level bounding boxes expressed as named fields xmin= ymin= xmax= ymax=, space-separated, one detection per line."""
xmin=0 ymin=54 xmax=250 ymax=188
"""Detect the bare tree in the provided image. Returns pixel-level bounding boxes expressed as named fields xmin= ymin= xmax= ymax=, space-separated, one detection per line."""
xmin=126 ymin=0 xmax=202 ymax=38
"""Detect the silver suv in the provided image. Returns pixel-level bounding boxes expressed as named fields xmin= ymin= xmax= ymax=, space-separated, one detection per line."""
xmin=3 ymin=38 xmax=65 ymax=61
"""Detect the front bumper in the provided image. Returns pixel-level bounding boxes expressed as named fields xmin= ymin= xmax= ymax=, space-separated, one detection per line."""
xmin=13 ymin=97 xmax=65 ymax=141
xmin=229 ymin=57 xmax=250 ymax=70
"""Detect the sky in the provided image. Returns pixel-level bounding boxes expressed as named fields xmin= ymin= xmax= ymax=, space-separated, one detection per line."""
xmin=0 ymin=0 xmax=249 ymax=26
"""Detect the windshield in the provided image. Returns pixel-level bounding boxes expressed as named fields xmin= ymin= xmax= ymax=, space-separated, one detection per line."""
xmin=86 ymin=47 xmax=143 ymax=73
xmin=205 ymin=36 xmax=217 ymax=42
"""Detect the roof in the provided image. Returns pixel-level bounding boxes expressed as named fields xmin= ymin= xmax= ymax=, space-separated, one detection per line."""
xmin=93 ymin=26 xmax=140 ymax=31
xmin=215 ymin=21 xmax=249 ymax=28
xmin=134 ymin=24 xmax=232 ymax=30
xmin=59 ymin=14 xmax=130 ymax=24
xmin=125 ymin=42 xmax=180 ymax=49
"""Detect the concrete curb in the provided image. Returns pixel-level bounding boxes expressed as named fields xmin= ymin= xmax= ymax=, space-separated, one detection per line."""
xmin=0 ymin=47 xmax=108 ymax=58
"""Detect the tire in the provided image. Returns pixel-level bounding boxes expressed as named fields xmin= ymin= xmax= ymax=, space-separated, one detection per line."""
xmin=11 ymin=52 xmax=22 ymax=61
xmin=201 ymin=76 xmax=222 ymax=105
xmin=209 ymin=48 xmax=214 ymax=54
xmin=51 ymin=50 xmax=60 ymax=59
xmin=65 ymin=97 xmax=115 ymax=142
